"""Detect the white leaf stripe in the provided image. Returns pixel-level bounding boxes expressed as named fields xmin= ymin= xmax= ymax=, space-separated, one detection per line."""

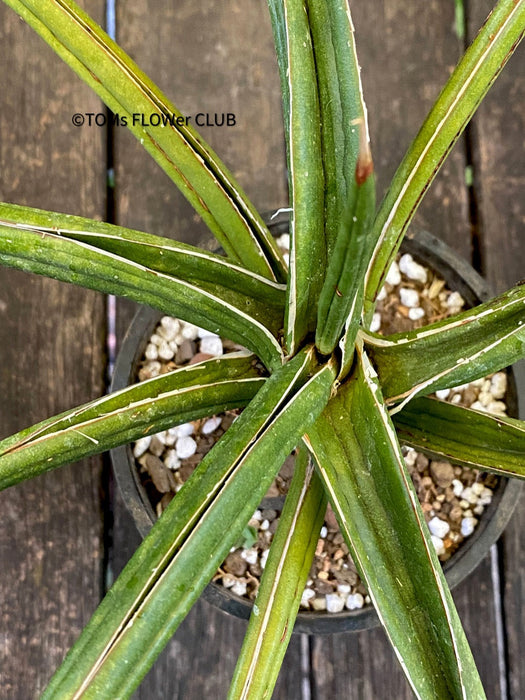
xmin=1 ymin=377 xmax=262 ymax=455
xmin=388 ymin=325 xmax=523 ymax=412
xmin=360 ymin=289 xmax=525 ymax=348
xmin=0 ymin=218 xmax=286 ymax=292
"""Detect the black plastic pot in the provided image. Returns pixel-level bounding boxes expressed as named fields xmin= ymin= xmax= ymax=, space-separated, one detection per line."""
xmin=111 ymin=227 xmax=524 ymax=634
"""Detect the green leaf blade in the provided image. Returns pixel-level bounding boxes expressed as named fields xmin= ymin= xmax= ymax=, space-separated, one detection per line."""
xmin=364 ymin=0 xmax=525 ymax=310
xmin=4 ymin=0 xmax=285 ymax=280
xmin=0 ymin=221 xmax=284 ymax=369
xmin=0 ymin=352 xmax=264 ymax=489
xmin=228 ymin=446 xmax=326 ymax=700
xmin=0 ymin=203 xmax=286 ymax=329
xmin=305 ymin=350 xmax=485 ymax=699
xmin=269 ymin=0 xmax=326 ymax=352
xmin=363 ymin=284 xmax=525 ymax=406
xmin=394 ymin=396 xmax=525 ymax=479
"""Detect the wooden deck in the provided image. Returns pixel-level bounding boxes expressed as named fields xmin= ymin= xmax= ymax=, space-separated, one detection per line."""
xmin=0 ymin=1 xmax=524 ymax=697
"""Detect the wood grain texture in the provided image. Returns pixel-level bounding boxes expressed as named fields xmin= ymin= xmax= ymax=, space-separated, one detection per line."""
xmin=352 ymin=0 xmax=471 ymax=258
xmin=0 ymin=2 xmax=106 ymax=698
xmin=467 ymin=2 xmax=525 ymax=699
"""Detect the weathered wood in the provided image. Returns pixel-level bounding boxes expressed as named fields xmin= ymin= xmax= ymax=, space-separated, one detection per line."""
xmin=467 ymin=2 xmax=525 ymax=699
xmin=0 ymin=2 xmax=106 ymax=698
xmin=111 ymin=1 xmax=302 ymax=697
xmin=353 ymin=0 xmax=471 ymax=259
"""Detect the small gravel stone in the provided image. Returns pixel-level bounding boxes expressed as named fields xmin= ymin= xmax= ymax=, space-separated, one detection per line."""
xmin=231 ymin=581 xmax=248 ymax=597
xmin=311 ymin=597 xmax=327 ymax=611
xmin=197 ymin=326 xmax=217 ymax=339
xmin=133 ymin=436 xmax=152 ymax=458
xmin=428 ymin=516 xmax=450 ymax=538
xmin=435 ymin=388 xmax=451 ymax=400
xmin=461 ymin=517 xmax=478 ymax=537
xmin=399 ymin=287 xmax=419 ymax=308
xmin=491 ymin=372 xmax=507 ymax=399
xmin=452 ymin=479 xmax=464 ymax=497
xmin=260 ymin=550 xmax=269 ymax=569
xmin=176 ymin=436 xmax=197 ymax=459
xmin=345 ymin=593 xmax=365 ymax=610
xmin=175 ymin=339 xmax=195 ymax=364
xmin=199 ymin=335 xmax=224 ymax=356
xmin=276 ymin=233 xmax=290 ymax=250
xmin=145 ymin=343 xmax=158 ymax=360
xmin=149 ymin=436 xmax=165 ymax=457
xmin=488 ymin=400 xmax=506 ymax=415
xmin=174 ymin=423 xmax=195 ymax=438
xmin=446 ymin=291 xmax=465 ymax=313
xmin=157 ymin=341 xmax=174 ymax=361
xmin=326 ymin=594 xmax=345 ymax=613
xmin=431 ymin=535 xmax=446 ymax=556
xmin=301 ymin=588 xmax=315 ymax=608
xmin=320 ymin=526 xmax=328 ymax=538
xmin=241 ymin=549 xmax=258 ymax=565
xmin=164 ymin=450 xmax=181 ymax=471
xmin=408 ymin=307 xmax=425 ymax=321
xmin=142 ymin=360 xmax=162 ymax=378
xmin=399 ymin=253 xmax=427 ymax=283
xmin=377 ymin=285 xmax=387 ymax=301
xmin=430 ymin=461 xmax=455 ymax=488
xmin=385 ymin=261 xmax=401 ymax=286
xmin=181 ymin=323 xmax=199 ymax=341
xmin=202 ymin=416 xmax=222 ymax=434
xmin=460 ymin=487 xmax=478 ymax=505
xmin=370 ymin=312 xmax=381 ymax=333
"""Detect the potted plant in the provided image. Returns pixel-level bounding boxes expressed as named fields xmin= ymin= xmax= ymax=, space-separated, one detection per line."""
xmin=0 ymin=1 xmax=524 ymax=698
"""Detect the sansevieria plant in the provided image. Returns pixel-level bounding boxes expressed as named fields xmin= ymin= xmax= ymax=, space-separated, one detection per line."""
xmin=0 ymin=0 xmax=524 ymax=697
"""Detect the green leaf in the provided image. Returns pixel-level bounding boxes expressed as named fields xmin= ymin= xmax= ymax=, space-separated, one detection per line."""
xmin=394 ymin=396 xmax=525 ymax=479
xmin=0 ymin=203 xmax=286 ymax=325
xmin=364 ymin=0 xmax=525 ymax=310
xmin=228 ymin=446 xmax=326 ymax=700
xmin=363 ymin=284 xmax=525 ymax=408
xmin=315 ymin=170 xmax=375 ymax=360
xmin=43 ymin=348 xmax=336 ymax=699
xmin=0 ymin=352 xmax=264 ymax=490
xmin=0 ymin=221 xmax=284 ymax=370
xmin=3 ymin=0 xmax=285 ymax=281
xmin=306 ymin=0 xmax=374 ymax=258
xmin=305 ymin=349 xmax=485 ymax=699
xmin=269 ymin=0 xmax=326 ymax=352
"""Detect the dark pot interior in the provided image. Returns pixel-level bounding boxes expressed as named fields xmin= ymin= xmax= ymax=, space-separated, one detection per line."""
xmin=110 ymin=226 xmax=524 ymax=634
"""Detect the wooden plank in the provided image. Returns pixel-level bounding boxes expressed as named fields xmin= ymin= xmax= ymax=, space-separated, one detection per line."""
xmin=353 ymin=0 xmax=471 ymax=259
xmin=0 ymin=2 xmax=106 ymax=697
xmin=111 ymin=1 xmax=301 ymax=697
xmin=466 ymin=2 xmax=525 ymax=699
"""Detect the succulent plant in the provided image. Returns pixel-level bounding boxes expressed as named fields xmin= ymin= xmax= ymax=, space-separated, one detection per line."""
xmin=0 ymin=0 xmax=524 ymax=698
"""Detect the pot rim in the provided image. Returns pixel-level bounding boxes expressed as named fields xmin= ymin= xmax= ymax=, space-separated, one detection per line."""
xmin=110 ymin=227 xmax=524 ymax=635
